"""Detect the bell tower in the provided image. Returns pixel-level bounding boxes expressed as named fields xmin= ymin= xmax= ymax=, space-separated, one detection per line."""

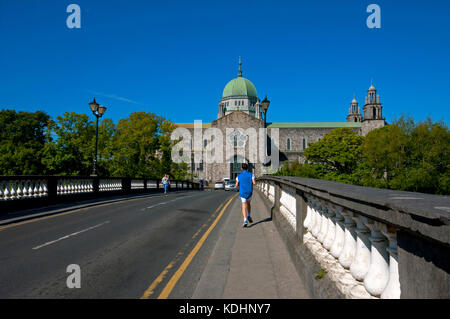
xmin=363 ymin=80 xmax=383 ymax=120
xmin=347 ymin=95 xmax=362 ymax=122
xmin=361 ymin=80 xmax=385 ymax=135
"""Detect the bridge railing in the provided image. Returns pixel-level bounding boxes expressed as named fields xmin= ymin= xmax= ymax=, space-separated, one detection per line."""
xmin=0 ymin=176 xmax=199 ymax=213
xmin=257 ymin=176 xmax=450 ymax=299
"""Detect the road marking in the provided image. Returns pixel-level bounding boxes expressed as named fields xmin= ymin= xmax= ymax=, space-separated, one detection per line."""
xmin=0 ymin=192 xmax=196 ymax=231
xmin=32 ymin=221 xmax=110 ymax=250
xmin=139 ymin=193 xmax=237 ymax=299
xmin=142 ymin=195 xmax=194 ymax=210
xmin=389 ymin=196 xmax=423 ymax=200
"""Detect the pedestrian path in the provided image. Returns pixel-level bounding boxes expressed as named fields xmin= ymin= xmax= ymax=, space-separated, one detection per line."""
xmin=193 ymin=190 xmax=310 ymax=299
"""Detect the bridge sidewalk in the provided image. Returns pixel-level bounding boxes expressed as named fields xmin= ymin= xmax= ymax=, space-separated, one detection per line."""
xmin=192 ymin=190 xmax=310 ymax=299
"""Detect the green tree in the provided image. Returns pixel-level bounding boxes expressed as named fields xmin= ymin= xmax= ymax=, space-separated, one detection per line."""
xmin=0 ymin=109 xmax=52 ymax=175
xmin=110 ymin=111 xmax=186 ymax=179
xmin=390 ymin=118 xmax=449 ymax=194
xmin=44 ymin=112 xmax=96 ymax=175
xmin=303 ymin=128 xmax=364 ymax=183
xmin=361 ymin=124 xmax=409 ymax=187
xmin=97 ymin=118 xmax=116 ymax=176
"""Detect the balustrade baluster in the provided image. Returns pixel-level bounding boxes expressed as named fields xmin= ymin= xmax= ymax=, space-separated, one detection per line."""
xmin=363 ymin=221 xmax=390 ymax=297
xmin=323 ymin=203 xmax=337 ymax=250
xmin=303 ymin=195 xmax=313 ymax=230
xmin=310 ymin=200 xmax=321 ymax=235
xmin=22 ymin=181 xmax=28 ymax=199
xmin=17 ymin=181 xmax=24 ymax=199
xmin=338 ymin=210 xmax=357 ymax=268
xmin=37 ymin=182 xmax=43 ymax=197
xmin=4 ymin=182 xmax=10 ymax=200
xmin=311 ymin=200 xmax=322 ymax=238
xmin=330 ymin=206 xmax=345 ymax=258
xmin=317 ymin=201 xmax=329 ymax=244
xmin=349 ymin=215 xmax=373 ymax=298
xmin=350 ymin=215 xmax=371 ymax=281
xmin=11 ymin=181 xmax=17 ymax=200
xmin=42 ymin=182 xmax=48 ymax=197
xmin=380 ymin=226 xmax=401 ymax=299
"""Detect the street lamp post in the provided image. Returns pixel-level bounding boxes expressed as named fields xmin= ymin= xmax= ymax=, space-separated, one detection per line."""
xmin=89 ymin=98 xmax=107 ymax=176
xmin=261 ymin=96 xmax=270 ymax=127
xmin=260 ymin=96 xmax=271 ymax=167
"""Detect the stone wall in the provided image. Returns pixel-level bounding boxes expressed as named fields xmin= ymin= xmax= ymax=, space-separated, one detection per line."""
xmin=361 ymin=119 xmax=385 ymax=136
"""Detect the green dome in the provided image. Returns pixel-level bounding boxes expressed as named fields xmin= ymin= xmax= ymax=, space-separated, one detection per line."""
xmin=222 ymin=77 xmax=258 ymax=98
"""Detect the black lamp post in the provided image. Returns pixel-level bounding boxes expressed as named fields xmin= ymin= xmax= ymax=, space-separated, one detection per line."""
xmin=89 ymin=98 xmax=107 ymax=176
xmin=261 ymin=95 xmax=270 ymax=127
xmin=260 ymin=96 xmax=271 ymax=167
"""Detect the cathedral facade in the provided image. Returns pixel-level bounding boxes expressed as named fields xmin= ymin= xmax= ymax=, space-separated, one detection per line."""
xmin=175 ymin=59 xmax=385 ymax=183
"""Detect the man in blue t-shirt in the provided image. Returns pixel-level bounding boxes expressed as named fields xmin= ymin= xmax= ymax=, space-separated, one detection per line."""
xmin=235 ymin=163 xmax=256 ymax=227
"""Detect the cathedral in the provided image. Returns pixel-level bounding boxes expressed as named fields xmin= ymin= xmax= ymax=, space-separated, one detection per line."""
xmin=175 ymin=58 xmax=385 ymax=183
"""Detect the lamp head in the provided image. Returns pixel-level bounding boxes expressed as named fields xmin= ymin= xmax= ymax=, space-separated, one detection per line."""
xmin=89 ymin=98 xmax=99 ymax=112
xmin=98 ymin=105 xmax=107 ymax=116
xmin=261 ymin=95 xmax=270 ymax=113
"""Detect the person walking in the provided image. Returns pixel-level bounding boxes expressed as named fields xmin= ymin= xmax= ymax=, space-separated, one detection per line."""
xmin=235 ymin=163 xmax=256 ymax=227
xmin=162 ymin=174 xmax=170 ymax=195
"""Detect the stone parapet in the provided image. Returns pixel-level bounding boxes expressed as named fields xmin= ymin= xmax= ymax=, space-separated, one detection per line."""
xmin=256 ymin=176 xmax=450 ymax=299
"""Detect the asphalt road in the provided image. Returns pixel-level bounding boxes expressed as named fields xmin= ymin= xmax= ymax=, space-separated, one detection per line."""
xmin=0 ymin=190 xmax=236 ymax=298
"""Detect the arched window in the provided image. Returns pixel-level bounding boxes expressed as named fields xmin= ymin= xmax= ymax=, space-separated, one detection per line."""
xmin=286 ymin=138 xmax=291 ymax=150
xmin=373 ymin=108 xmax=376 ymax=119
xmin=234 ymin=135 xmax=238 ymax=147
xmin=204 ymin=139 xmax=207 ymax=148
xmin=302 ymin=138 xmax=306 ymax=150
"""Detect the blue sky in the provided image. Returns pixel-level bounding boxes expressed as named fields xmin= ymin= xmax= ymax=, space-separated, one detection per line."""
xmin=1 ymin=0 xmax=449 ymax=126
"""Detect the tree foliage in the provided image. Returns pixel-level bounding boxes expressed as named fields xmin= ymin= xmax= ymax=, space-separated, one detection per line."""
xmin=0 ymin=109 xmax=51 ymax=175
xmin=109 ymin=111 xmax=186 ymax=178
xmin=275 ymin=117 xmax=450 ymax=195
xmin=0 ymin=109 xmax=189 ymax=180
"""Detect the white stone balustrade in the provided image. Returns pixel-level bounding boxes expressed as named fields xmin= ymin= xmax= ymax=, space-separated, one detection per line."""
xmin=256 ymin=180 xmax=402 ymax=299
xmin=57 ymin=179 xmax=93 ymax=195
xmin=0 ymin=179 xmax=48 ymax=201
xmin=99 ymin=179 xmax=122 ymax=192
xmin=131 ymin=179 xmax=145 ymax=189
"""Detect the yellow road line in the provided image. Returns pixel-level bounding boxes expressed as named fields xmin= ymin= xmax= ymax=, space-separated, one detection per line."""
xmin=139 ymin=199 xmax=228 ymax=299
xmin=140 ymin=193 xmax=237 ymax=299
